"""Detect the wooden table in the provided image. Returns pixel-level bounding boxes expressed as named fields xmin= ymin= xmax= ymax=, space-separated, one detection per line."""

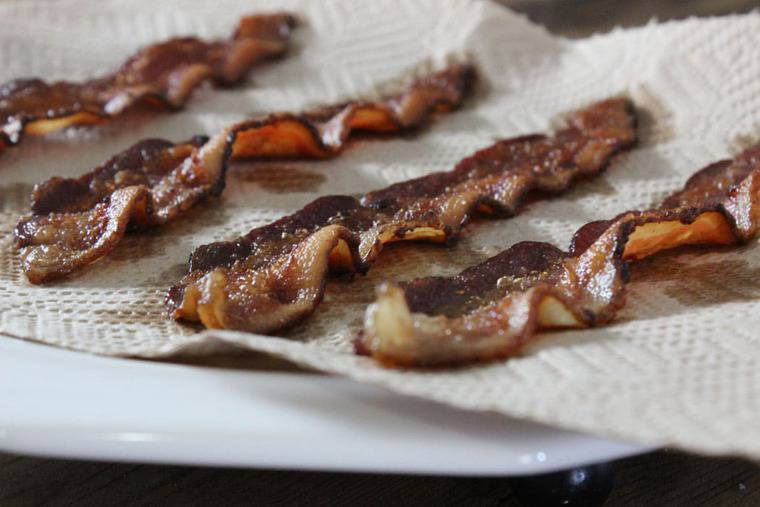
xmin=3 ymin=1 xmax=760 ymax=505
xmin=1 ymin=449 xmax=758 ymax=505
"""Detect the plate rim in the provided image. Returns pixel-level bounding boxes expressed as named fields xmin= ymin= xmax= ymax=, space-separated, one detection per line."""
xmin=0 ymin=337 xmax=651 ymax=475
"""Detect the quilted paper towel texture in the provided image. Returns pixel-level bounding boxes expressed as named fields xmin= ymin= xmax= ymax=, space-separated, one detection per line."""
xmin=1 ymin=0 xmax=760 ymax=458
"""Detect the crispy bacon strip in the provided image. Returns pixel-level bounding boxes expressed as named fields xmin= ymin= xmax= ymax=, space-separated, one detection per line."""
xmin=15 ymin=64 xmax=476 ymax=283
xmin=0 ymin=13 xmax=295 ymax=154
xmin=167 ymin=98 xmax=638 ymax=333
xmin=358 ymin=144 xmax=760 ymax=367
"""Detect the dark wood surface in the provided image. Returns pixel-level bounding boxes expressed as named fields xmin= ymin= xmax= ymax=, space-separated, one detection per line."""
xmin=505 ymin=0 xmax=760 ymax=37
xmin=1 ymin=449 xmax=759 ymax=506
xmin=4 ymin=1 xmax=760 ymax=505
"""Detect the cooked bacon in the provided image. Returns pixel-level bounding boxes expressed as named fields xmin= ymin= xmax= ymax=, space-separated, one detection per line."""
xmin=14 ymin=137 xmax=211 ymax=284
xmin=15 ymin=186 xmax=151 ymax=284
xmin=15 ymin=64 xmax=476 ymax=283
xmin=226 ymin=64 xmax=475 ymax=159
xmin=358 ymin=144 xmax=760 ymax=367
xmin=167 ymin=98 xmax=638 ymax=333
xmin=0 ymin=13 xmax=296 ymax=154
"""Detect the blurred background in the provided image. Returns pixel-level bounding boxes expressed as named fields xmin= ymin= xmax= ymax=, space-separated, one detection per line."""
xmin=502 ymin=0 xmax=759 ymax=36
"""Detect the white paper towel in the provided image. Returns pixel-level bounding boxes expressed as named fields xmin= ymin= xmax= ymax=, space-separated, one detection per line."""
xmin=2 ymin=0 xmax=760 ymax=458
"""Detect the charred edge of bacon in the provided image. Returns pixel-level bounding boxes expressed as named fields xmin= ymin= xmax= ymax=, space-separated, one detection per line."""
xmin=166 ymin=98 xmax=638 ymax=334
xmin=0 ymin=13 xmax=296 ymax=153
xmin=357 ymin=144 xmax=760 ymax=368
xmin=15 ymin=64 xmax=476 ymax=284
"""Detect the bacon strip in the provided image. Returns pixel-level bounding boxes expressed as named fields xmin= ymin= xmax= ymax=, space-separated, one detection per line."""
xmin=0 ymin=13 xmax=295 ymax=154
xmin=167 ymin=98 xmax=638 ymax=333
xmin=358 ymin=144 xmax=760 ymax=367
xmin=14 ymin=64 xmax=476 ymax=283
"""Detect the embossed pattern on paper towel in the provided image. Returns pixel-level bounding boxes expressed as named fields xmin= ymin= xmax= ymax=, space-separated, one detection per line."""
xmin=1 ymin=0 xmax=760 ymax=458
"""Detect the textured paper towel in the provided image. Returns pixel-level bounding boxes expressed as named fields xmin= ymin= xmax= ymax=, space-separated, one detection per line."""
xmin=2 ymin=0 xmax=760 ymax=458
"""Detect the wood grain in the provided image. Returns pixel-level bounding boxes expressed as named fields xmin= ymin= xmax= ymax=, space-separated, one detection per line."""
xmin=0 ymin=450 xmax=758 ymax=506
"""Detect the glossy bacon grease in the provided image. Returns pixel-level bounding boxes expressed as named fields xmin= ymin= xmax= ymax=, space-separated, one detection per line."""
xmin=359 ymin=144 xmax=760 ymax=367
xmin=14 ymin=64 xmax=476 ymax=283
xmin=0 ymin=13 xmax=295 ymax=154
xmin=167 ymin=98 xmax=638 ymax=334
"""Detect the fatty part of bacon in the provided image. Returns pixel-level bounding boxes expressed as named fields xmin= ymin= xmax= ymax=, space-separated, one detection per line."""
xmin=15 ymin=64 xmax=476 ymax=284
xmin=167 ymin=97 xmax=638 ymax=333
xmin=0 ymin=13 xmax=295 ymax=153
xmin=359 ymin=143 xmax=760 ymax=368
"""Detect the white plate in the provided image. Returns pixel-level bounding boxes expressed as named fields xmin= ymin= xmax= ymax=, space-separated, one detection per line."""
xmin=0 ymin=337 xmax=649 ymax=475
